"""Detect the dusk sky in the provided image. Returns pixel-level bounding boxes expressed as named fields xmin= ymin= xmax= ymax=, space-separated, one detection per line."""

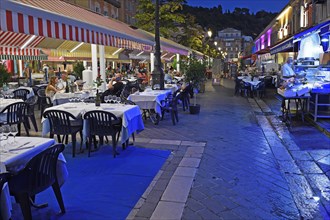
xmin=186 ymin=0 xmax=289 ymax=13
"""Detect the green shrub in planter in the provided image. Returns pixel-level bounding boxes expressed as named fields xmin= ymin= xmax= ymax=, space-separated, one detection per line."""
xmin=0 ymin=63 xmax=10 ymax=87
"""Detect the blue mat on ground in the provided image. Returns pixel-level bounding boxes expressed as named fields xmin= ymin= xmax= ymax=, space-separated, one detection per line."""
xmin=13 ymin=146 xmax=170 ymax=220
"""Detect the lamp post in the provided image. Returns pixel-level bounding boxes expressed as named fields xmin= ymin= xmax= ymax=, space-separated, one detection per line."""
xmin=152 ymin=0 xmax=164 ymax=90
xmin=207 ymin=30 xmax=212 ymax=67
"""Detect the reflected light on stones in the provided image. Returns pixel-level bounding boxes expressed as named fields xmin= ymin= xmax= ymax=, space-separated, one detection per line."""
xmin=312 ymin=196 xmax=320 ymax=202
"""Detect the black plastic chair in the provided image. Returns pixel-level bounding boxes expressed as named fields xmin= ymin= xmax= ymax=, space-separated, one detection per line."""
xmin=0 ymin=102 xmax=29 ymax=136
xmin=161 ymin=94 xmax=179 ymax=125
xmin=13 ymin=88 xmax=30 ymax=101
xmin=25 ymin=96 xmax=39 ymax=132
xmin=83 ymin=110 xmax=121 ymax=157
xmin=255 ymin=81 xmax=266 ymax=98
xmin=8 ymin=143 xmax=66 ymax=220
xmin=37 ymin=89 xmax=52 ymax=116
xmin=43 ymin=110 xmax=83 ymax=157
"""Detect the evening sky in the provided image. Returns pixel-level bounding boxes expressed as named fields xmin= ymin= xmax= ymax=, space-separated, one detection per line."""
xmin=186 ymin=0 xmax=289 ymax=13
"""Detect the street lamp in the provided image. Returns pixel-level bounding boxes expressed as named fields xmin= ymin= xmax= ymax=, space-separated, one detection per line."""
xmin=207 ymin=29 xmax=212 ymax=67
xmin=207 ymin=29 xmax=212 ymax=38
xmin=214 ymin=41 xmax=217 ymax=46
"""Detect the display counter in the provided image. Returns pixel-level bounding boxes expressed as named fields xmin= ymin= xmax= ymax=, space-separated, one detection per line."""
xmin=277 ymin=65 xmax=330 ymax=122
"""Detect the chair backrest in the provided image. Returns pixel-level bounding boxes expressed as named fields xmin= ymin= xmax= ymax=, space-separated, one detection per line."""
xmin=43 ymin=110 xmax=78 ymax=135
xmin=0 ymin=102 xmax=28 ymax=124
xmin=25 ymin=96 xmax=38 ymax=114
xmin=13 ymin=88 xmax=30 ymax=101
xmin=37 ymin=88 xmax=52 ymax=105
xmin=8 ymin=143 xmax=64 ymax=195
xmin=83 ymin=110 xmax=119 ymax=136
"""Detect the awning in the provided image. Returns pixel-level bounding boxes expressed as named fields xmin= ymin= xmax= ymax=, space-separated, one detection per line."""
xmin=254 ymin=48 xmax=270 ymax=55
xmin=0 ymin=46 xmax=47 ymax=60
xmin=270 ymin=37 xmax=294 ymax=55
xmin=294 ymin=19 xmax=330 ymax=41
xmin=0 ymin=30 xmax=45 ymax=48
xmin=0 ymin=0 xmax=153 ymax=51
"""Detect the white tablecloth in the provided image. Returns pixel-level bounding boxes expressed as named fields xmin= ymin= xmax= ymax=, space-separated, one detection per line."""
xmin=52 ymin=91 xmax=96 ymax=105
xmin=0 ymin=99 xmax=23 ymax=112
xmin=7 ymin=87 xmax=35 ymax=99
xmin=127 ymin=90 xmax=171 ymax=116
xmin=164 ymin=84 xmax=179 ymax=94
xmin=0 ymin=137 xmax=67 ymax=220
xmin=42 ymin=102 xmax=144 ymax=144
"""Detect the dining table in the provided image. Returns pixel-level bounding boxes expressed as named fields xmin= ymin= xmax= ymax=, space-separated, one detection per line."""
xmin=0 ymin=136 xmax=68 ymax=220
xmin=127 ymin=89 xmax=172 ymax=116
xmin=6 ymin=86 xmax=35 ymax=99
xmin=41 ymin=102 xmax=144 ymax=145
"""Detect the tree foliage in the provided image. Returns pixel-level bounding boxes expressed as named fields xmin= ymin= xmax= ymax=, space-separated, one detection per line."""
xmin=135 ymin=0 xmax=186 ymax=39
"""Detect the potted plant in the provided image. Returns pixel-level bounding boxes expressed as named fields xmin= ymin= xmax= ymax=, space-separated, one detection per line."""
xmin=73 ymin=61 xmax=85 ymax=79
xmin=0 ymin=63 xmax=10 ymax=88
xmin=181 ymin=55 xmax=207 ymax=114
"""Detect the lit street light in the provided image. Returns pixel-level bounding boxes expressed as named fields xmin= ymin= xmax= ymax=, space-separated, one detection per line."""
xmin=207 ymin=29 xmax=212 ymax=67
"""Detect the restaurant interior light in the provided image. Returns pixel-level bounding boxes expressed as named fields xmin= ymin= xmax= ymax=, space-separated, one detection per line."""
xmin=136 ymin=51 xmax=144 ymax=56
xmin=20 ymin=35 xmax=37 ymax=49
xmin=321 ymin=38 xmax=329 ymax=42
xmin=70 ymin=42 xmax=84 ymax=53
xmin=112 ymin=48 xmax=122 ymax=55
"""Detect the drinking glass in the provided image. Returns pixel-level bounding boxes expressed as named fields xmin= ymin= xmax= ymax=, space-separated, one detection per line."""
xmin=2 ymin=125 xmax=10 ymax=149
xmin=9 ymin=93 xmax=14 ymax=99
xmin=116 ymin=97 xmax=121 ymax=104
xmin=0 ymin=127 xmax=4 ymax=152
xmin=104 ymin=95 xmax=109 ymax=103
xmin=10 ymin=124 xmax=18 ymax=143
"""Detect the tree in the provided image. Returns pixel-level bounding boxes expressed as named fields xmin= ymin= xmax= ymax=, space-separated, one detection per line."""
xmin=135 ymin=0 xmax=186 ymax=39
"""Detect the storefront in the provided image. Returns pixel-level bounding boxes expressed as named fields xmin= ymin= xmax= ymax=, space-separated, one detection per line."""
xmin=278 ymin=19 xmax=330 ymax=121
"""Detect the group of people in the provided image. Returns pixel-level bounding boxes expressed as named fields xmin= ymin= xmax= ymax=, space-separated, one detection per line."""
xmin=45 ymin=73 xmax=69 ymax=98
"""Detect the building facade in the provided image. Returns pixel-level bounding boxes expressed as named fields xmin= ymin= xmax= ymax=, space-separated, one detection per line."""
xmin=216 ymin=28 xmax=242 ymax=62
xmin=254 ymin=0 xmax=330 ymax=68
xmin=62 ymin=0 xmax=138 ymax=25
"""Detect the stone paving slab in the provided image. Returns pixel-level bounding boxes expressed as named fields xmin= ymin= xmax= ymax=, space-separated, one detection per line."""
xmin=150 ymin=201 xmax=185 ymax=220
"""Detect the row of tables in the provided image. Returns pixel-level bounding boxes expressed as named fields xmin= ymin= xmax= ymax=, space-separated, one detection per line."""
xmin=0 ymin=83 xmax=179 ymax=219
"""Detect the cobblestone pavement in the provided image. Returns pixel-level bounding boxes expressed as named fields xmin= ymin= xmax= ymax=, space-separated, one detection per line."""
xmin=130 ymin=79 xmax=329 ymax=220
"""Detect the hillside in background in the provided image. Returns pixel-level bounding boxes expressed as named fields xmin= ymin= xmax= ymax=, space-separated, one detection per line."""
xmin=181 ymin=5 xmax=278 ymax=38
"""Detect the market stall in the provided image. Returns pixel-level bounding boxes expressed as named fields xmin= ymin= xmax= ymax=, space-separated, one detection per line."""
xmin=277 ymin=20 xmax=330 ymax=122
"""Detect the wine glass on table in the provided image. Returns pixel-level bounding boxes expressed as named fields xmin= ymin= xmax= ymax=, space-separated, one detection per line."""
xmin=104 ymin=95 xmax=109 ymax=103
xmin=2 ymin=125 xmax=11 ymax=151
xmin=10 ymin=124 xmax=18 ymax=144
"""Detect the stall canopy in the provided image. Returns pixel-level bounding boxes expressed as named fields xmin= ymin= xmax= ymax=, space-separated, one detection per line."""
xmin=270 ymin=37 xmax=295 ymax=55
xmin=0 ymin=0 xmax=154 ymax=51
xmin=294 ymin=19 xmax=330 ymax=42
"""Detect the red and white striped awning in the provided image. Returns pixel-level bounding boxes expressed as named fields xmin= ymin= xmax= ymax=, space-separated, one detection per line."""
xmin=0 ymin=0 xmax=153 ymax=51
xmin=0 ymin=30 xmax=45 ymax=48
xmin=0 ymin=46 xmax=47 ymax=60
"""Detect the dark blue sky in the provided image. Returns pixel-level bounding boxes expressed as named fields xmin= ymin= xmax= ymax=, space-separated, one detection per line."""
xmin=186 ymin=0 xmax=289 ymax=13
